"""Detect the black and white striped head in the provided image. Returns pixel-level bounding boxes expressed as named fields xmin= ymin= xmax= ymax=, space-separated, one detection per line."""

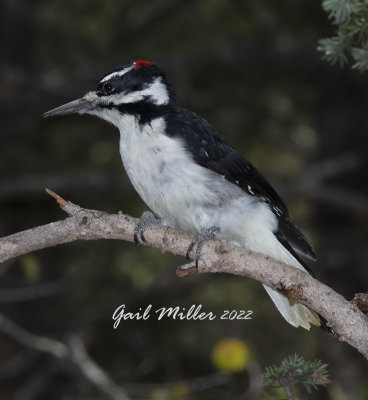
xmin=44 ymin=60 xmax=174 ymax=125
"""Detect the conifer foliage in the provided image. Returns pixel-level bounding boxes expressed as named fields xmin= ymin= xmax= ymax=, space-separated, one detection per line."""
xmin=318 ymin=0 xmax=368 ymax=70
xmin=263 ymin=354 xmax=330 ymax=399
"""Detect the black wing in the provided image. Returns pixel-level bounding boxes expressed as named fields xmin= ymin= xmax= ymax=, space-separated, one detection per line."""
xmin=166 ymin=107 xmax=316 ymax=263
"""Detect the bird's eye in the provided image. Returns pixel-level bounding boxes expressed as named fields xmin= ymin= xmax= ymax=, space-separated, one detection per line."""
xmin=103 ymin=83 xmax=113 ymax=94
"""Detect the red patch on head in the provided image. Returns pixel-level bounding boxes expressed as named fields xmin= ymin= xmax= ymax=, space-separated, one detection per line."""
xmin=134 ymin=60 xmax=155 ymax=69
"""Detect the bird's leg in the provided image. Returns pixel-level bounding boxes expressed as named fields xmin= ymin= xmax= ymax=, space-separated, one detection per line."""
xmin=186 ymin=226 xmax=220 ymax=267
xmin=134 ymin=211 xmax=161 ymax=244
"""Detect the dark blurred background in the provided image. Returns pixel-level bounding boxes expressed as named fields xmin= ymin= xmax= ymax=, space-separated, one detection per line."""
xmin=0 ymin=1 xmax=367 ymax=399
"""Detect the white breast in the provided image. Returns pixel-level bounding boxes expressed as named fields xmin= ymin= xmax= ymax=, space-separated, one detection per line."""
xmin=118 ymin=116 xmax=221 ymax=226
xmin=117 ymin=115 xmax=276 ymax=242
xmin=118 ymin=122 xmax=279 ymax=250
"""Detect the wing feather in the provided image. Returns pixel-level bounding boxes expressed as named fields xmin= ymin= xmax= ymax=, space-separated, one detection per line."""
xmin=166 ymin=108 xmax=316 ymax=261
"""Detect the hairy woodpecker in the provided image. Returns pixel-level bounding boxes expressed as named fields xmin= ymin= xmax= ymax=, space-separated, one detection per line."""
xmin=45 ymin=59 xmax=321 ymax=330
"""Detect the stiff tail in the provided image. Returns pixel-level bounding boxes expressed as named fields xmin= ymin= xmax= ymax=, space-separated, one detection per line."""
xmin=263 ymin=285 xmax=320 ymax=329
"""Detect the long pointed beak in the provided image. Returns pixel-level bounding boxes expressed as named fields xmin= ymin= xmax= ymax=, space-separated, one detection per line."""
xmin=43 ymin=92 xmax=98 ymax=118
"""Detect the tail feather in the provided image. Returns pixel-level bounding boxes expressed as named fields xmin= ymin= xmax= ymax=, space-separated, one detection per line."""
xmin=259 ymin=232 xmax=322 ymax=330
xmin=263 ymin=285 xmax=320 ymax=329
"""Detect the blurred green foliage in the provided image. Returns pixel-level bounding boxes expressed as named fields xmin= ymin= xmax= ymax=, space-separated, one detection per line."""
xmin=318 ymin=0 xmax=368 ymax=70
xmin=0 ymin=1 xmax=367 ymax=399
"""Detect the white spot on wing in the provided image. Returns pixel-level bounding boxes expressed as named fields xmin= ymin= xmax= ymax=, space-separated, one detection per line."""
xmin=272 ymin=206 xmax=282 ymax=216
xmin=247 ymin=185 xmax=255 ymax=195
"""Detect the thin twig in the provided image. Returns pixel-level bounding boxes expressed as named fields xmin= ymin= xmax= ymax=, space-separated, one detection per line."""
xmin=0 ymin=281 xmax=64 ymax=303
xmin=176 ymin=263 xmax=198 ymax=277
xmin=0 ymin=312 xmax=130 ymax=400
xmin=45 ymin=188 xmax=68 ymax=207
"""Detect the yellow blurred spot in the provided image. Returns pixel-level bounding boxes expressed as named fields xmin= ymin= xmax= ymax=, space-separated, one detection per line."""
xmin=211 ymin=338 xmax=250 ymax=372
xmin=171 ymin=383 xmax=189 ymax=399
xmin=20 ymin=255 xmax=41 ymax=283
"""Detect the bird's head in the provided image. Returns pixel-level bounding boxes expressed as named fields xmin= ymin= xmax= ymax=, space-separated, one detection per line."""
xmin=44 ymin=60 xmax=174 ymax=125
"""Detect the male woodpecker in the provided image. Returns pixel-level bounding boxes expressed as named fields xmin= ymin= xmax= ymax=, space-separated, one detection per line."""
xmin=45 ymin=59 xmax=321 ymax=330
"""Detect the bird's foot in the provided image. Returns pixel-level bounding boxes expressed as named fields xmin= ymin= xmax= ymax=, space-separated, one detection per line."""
xmin=186 ymin=226 xmax=220 ymax=267
xmin=134 ymin=211 xmax=161 ymax=244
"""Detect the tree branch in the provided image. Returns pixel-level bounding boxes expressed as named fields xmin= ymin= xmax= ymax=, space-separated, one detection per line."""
xmin=0 ymin=191 xmax=367 ymax=359
xmin=0 ymin=281 xmax=64 ymax=303
xmin=0 ymin=312 xmax=130 ymax=400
